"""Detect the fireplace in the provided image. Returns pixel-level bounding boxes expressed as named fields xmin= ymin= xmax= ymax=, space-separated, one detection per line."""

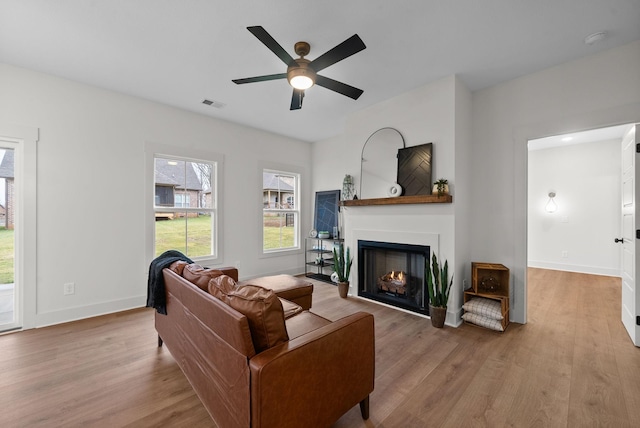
xmin=358 ymin=240 xmax=429 ymax=315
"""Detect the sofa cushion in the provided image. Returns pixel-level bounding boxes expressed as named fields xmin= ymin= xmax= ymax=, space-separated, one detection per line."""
xmin=209 ymin=277 xmax=289 ymax=353
xmin=208 ymin=274 xmax=240 ymax=299
xmin=168 ymin=260 xmax=189 ymax=276
xmin=183 ymin=264 xmax=224 ymax=291
xmin=239 ymin=274 xmax=313 ymax=310
xmin=279 ymin=298 xmax=303 ymax=319
xmin=209 ymin=276 xmax=301 ymax=319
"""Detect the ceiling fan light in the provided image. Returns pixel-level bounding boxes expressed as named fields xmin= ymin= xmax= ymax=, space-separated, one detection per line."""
xmin=287 ymin=59 xmax=316 ymax=90
xmin=289 ymin=74 xmax=314 ymax=90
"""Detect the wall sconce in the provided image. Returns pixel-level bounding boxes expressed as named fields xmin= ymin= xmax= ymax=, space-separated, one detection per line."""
xmin=545 ymin=192 xmax=557 ymax=213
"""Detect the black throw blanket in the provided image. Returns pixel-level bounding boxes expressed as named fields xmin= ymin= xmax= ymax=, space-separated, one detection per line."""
xmin=146 ymin=250 xmax=193 ymax=315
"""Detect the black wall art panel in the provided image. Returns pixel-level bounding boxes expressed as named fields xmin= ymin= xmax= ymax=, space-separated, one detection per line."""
xmin=397 ymin=143 xmax=433 ymax=196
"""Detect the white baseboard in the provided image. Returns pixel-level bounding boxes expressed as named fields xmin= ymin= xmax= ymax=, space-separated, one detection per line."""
xmin=34 ymin=295 xmax=147 ymax=328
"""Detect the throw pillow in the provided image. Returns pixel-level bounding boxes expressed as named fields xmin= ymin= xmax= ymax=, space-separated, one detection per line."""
xmin=219 ymin=283 xmax=289 ymax=353
xmin=208 ymin=274 xmax=239 ymax=299
xmin=183 ymin=264 xmax=224 ymax=291
xmin=168 ymin=260 xmax=188 ymax=275
xmin=462 ymin=297 xmax=503 ymax=320
xmin=461 ymin=312 xmax=505 ymax=332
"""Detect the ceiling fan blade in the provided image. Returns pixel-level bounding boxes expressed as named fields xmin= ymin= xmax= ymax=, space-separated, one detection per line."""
xmin=290 ymin=89 xmax=304 ymax=110
xmin=309 ymin=34 xmax=366 ymax=72
xmin=232 ymin=73 xmax=287 ymax=84
xmin=315 ymin=75 xmax=363 ymax=100
xmin=247 ymin=26 xmax=295 ymax=66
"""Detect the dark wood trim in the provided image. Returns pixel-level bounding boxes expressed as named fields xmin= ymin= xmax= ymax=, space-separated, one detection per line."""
xmin=341 ymin=194 xmax=452 ymax=206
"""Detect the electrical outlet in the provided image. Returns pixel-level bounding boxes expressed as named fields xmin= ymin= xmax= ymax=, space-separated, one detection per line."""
xmin=63 ymin=282 xmax=75 ymax=295
xmin=235 ymin=260 xmax=240 ymax=267
xmin=463 ymin=279 xmax=468 ymax=289
xmin=561 ymin=251 xmax=568 ymax=258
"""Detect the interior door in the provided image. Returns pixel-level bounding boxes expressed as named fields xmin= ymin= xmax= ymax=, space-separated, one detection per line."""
xmin=621 ymin=124 xmax=639 ymax=346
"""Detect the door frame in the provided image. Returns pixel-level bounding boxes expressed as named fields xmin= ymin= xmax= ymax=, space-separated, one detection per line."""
xmin=513 ymin=103 xmax=640 ymax=325
xmin=0 ymin=124 xmax=38 ymax=331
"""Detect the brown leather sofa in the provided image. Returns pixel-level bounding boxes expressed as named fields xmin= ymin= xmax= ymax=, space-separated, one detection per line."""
xmin=155 ymin=265 xmax=375 ymax=428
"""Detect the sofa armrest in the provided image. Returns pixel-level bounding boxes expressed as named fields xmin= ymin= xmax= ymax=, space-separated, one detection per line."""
xmin=249 ymin=311 xmax=375 ymax=428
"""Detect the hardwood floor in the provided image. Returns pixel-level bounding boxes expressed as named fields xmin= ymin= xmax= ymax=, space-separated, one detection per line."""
xmin=2 ymin=268 xmax=639 ymax=427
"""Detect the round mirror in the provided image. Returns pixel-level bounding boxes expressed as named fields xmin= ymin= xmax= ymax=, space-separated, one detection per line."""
xmin=360 ymin=128 xmax=405 ymax=199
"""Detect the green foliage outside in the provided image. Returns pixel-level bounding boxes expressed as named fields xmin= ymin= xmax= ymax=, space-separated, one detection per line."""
xmin=155 ymin=215 xmax=213 ymax=257
xmin=155 ymin=214 xmax=295 ymax=257
xmin=0 ymin=227 xmax=14 ymax=284
xmin=263 ymin=214 xmax=295 ymax=250
xmin=0 ymin=214 xmax=295 ymax=282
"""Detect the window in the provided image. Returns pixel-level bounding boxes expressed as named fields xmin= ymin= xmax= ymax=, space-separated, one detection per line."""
xmin=153 ymin=155 xmax=217 ymax=259
xmin=263 ymin=169 xmax=299 ymax=252
xmin=174 ymin=193 xmax=190 ymax=208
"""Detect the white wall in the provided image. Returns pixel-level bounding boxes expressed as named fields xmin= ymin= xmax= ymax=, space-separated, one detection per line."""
xmin=528 ymin=139 xmax=621 ymax=276
xmin=312 ymin=75 xmax=471 ymax=326
xmin=471 ymin=40 xmax=640 ymax=323
xmin=0 ymin=63 xmax=312 ymax=328
xmin=3 ymin=39 xmax=639 ymax=329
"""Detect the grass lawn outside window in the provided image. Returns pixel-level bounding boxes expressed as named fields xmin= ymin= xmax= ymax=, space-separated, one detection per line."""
xmin=0 ymin=228 xmax=14 ymax=284
xmin=154 ymin=215 xmax=294 ymax=257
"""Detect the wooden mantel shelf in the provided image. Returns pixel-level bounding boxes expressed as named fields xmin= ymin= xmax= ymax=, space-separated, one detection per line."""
xmin=341 ymin=194 xmax=452 ymax=207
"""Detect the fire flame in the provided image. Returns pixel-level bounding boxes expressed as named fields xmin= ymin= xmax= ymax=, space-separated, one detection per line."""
xmin=389 ymin=271 xmax=405 ymax=281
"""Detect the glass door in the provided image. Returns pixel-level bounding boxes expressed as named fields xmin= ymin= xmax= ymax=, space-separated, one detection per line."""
xmin=0 ymin=146 xmax=17 ymax=332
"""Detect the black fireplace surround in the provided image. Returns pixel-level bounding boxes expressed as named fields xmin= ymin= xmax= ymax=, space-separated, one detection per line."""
xmin=358 ymin=240 xmax=430 ymax=315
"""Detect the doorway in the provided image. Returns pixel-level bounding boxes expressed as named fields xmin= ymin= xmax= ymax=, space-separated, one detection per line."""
xmin=527 ymin=123 xmax=635 ymax=343
xmin=0 ymin=145 xmax=17 ymax=332
xmin=527 ymin=124 xmax=630 ymax=277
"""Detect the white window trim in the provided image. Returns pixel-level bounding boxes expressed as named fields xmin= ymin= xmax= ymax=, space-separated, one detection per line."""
xmin=261 ymin=165 xmax=302 ymax=256
xmin=145 ymin=142 xmax=224 ymax=267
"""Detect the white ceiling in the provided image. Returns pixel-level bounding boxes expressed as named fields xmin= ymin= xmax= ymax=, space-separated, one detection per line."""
xmin=528 ymin=124 xmax=632 ymax=151
xmin=1 ymin=0 xmax=639 ymax=142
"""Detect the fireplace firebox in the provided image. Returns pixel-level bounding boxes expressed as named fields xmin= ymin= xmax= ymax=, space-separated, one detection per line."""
xmin=358 ymin=240 xmax=430 ymax=315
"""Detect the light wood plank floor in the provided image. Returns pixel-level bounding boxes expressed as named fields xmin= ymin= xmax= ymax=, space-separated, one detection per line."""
xmin=2 ymin=268 xmax=639 ymax=427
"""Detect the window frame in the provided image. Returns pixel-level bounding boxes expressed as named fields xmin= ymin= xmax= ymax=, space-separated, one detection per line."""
xmin=145 ymin=142 xmax=223 ymax=266
xmin=262 ymin=168 xmax=301 ymax=254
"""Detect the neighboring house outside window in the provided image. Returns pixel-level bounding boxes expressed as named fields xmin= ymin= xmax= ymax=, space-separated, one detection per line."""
xmin=263 ymin=170 xmax=299 ymax=252
xmin=174 ymin=193 xmax=190 ymax=208
xmin=154 ymin=156 xmax=217 ymax=259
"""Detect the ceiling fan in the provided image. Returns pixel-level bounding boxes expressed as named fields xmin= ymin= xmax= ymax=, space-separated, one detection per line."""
xmin=232 ymin=26 xmax=366 ymax=110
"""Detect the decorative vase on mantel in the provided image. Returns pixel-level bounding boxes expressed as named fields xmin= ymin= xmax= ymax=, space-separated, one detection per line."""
xmin=432 ymin=179 xmax=449 ymax=197
xmin=432 ymin=183 xmax=449 ymax=196
xmin=338 ymin=281 xmax=349 ymax=298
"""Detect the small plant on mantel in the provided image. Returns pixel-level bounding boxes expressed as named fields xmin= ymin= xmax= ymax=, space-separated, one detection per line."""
xmin=426 ymin=253 xmax=453 ymax=328
xmin=333 ymin=243 xmax=353 ymax=298
xmin=433 ymin=178 xmax=449 ymax=197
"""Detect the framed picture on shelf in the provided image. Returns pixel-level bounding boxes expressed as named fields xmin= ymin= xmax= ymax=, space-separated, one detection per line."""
xmin=314 ymin=190 xmax=340 ymax=235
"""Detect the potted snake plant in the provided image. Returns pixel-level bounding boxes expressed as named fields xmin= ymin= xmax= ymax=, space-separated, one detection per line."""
xmin=333 ymin=243 xmax=353 ymax=298
xmin=426 ymin=253 xmax=453 ymax=328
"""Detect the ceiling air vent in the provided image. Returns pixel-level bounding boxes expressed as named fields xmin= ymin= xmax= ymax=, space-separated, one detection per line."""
xmin=202 ymin=99 xmax=226 ymax=108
